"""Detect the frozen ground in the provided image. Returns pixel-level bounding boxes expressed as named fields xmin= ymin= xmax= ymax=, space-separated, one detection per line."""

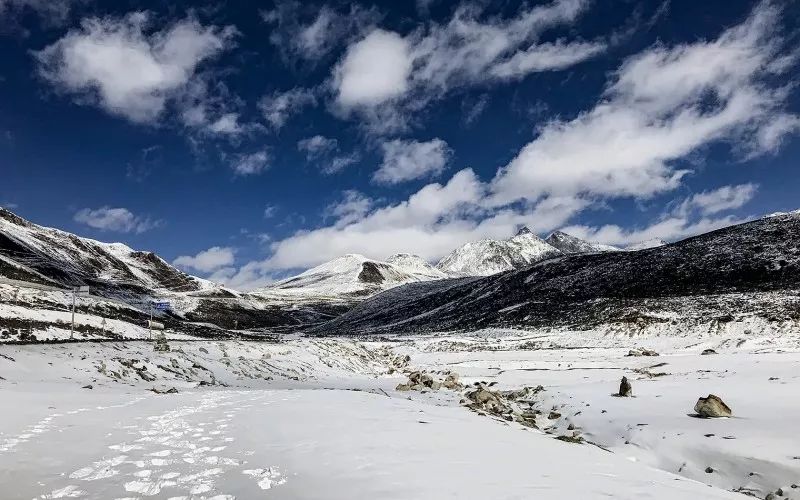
xmin=0 ymin=329 xmax=798 ymax=499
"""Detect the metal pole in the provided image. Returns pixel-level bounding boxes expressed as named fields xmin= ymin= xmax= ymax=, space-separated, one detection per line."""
xmin=149 ymin=302 xmax=153 ymax=340
xmin=70 ymin=288 xmax=75 ymax=340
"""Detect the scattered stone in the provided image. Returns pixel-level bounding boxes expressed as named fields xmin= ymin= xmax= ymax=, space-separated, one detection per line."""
xmin=694 ymin=394 xmax=732 ymax=418
xmin=627 ymin=349 xmax=659 ymax=357
xmin=82 ymin=384 xmax=93 ymax=389
xmin=776 ymin=488 xmax=784 ymax=496
xmin=442 ymin=372 xmax=463 ymax=390
xmin=395 ymin=383 xmax=411 ymax=392
xmin=765 ymin=494 xmax=776 ymax=500
xmin=199 ymin=347 xmax=209 ymax=354
xmin=555 ymin=434 xmax=584 ymax=444
xmin=705 ymin=467 xmax=714 ymax=474
xmin=617 ymin=376 xmax=632 ymax=397
xmin=701 ymin=349 xmax=718 ymax=355
xmin=150 ymin=386 xmax=179 ymax=394
xmin=547 ymin=411 xmax=561 ymax=420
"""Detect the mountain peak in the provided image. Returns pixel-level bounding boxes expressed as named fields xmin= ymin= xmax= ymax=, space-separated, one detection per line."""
xmin=545 ymin=231 xmax=620 ymax=255
xmin=515 ymin=226 xmax=533 ymax=237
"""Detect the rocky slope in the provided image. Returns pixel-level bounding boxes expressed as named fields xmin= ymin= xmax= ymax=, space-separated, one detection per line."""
xmin=314 ymin=213 xmax=800 ymax=336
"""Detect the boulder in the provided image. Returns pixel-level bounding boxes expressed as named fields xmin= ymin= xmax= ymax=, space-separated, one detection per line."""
xmin=618 ymin=376 xmax=632 ymax=397
xmin=701 ymin=349 xmax=718 ymax=355
xmin=694 ymin=394 xmax=732 ymax=418
xmin=153 ymin=333 xmax=170 ymax=352
xmin=395 ymin=383 xmax=411 ymax=392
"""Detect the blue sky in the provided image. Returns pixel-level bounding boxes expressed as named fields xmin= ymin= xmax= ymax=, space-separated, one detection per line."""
xmin=1 ymin=0 xmax=798 ymax=289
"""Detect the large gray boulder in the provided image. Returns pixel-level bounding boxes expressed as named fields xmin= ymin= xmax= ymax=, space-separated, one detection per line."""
xmin=694 ymin=394 xmax=732 ymax=418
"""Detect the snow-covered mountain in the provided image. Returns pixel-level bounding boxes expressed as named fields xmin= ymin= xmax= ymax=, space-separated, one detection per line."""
xmin=254 ymin=253 xmax=447 ymax=300
xmin=436 ymin=227 xmax=561 ymax=277
xmin=0 ymin=208 xmax=344 ymax=338
xmin=544 ymin=231 xmax=619 ymax=254
xmin=316 ymin=212 xmax=800 ymax=336
xmin=0 ymin=208 xmax=221 ymax=295
xmin=626 ymin=238 xmax=667 ymax=251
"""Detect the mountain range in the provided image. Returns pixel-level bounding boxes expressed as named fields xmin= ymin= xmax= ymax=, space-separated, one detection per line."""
xmin=2 ymin=206 xmax=797 ymax=340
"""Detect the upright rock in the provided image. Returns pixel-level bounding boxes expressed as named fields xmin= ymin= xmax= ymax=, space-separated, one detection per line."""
xmin=153 ymin=333 xmax=170 ymax=352
xmin=618 ymin=376 xmax=632 ymax=397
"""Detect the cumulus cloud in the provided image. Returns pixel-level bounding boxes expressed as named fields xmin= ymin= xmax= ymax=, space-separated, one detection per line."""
xmin=258 ymin=87 xmax=316 ymax=130
xmin=35 ymin=12 xmax=236 ymax=125
xmin=231 ymin=150 xmax=270 ymax=176
xmin=74 ymin=206 xmax=161 ymax=233
xmin=221 ymin=1 xmax=797 ymax=278
xmin=374 ymin=138 xmax=452 ymax=185
xmin=332 ymin=0 xmax=602 ymax=132
xmin=488 ymin=0 xmax=797 ymax=207
xmin=173 ymin=246 xmax=235 ymax=273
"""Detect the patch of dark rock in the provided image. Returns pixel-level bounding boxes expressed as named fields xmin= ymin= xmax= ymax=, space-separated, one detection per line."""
xmin=82 ymin=384 xmax=93 ymax=389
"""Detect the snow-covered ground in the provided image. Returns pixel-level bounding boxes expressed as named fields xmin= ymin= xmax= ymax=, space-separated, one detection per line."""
xmin=1 ymin=329 xmax=797 ymax=499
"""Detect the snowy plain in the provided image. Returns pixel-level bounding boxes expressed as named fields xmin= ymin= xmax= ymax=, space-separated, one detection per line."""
xmin=0 ymin=327 xmax=798 ymax=499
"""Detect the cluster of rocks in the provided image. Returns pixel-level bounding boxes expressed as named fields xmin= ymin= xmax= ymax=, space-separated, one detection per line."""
xmin=462 ymin=383 xmax=559 ymax=433
xmin=153 ymin=333 xmax=170 ymax=352
xmin=396 ymin=371 xmax=463 ymax=392
xmin=626 ymin=348 xmax=659 ymax=357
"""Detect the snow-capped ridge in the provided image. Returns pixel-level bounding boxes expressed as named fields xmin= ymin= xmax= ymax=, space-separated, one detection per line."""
xmin=545 ymin=231 xmax=620 ymax=254
xmin=437 ymin=230 xmax=561 ymax=277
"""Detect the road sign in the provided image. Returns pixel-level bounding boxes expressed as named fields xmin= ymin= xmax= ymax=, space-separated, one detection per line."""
xmin=75 ymin=286 xmax=90 ymax=295
xmin=153 ymin=301 xmax=171 ymax=311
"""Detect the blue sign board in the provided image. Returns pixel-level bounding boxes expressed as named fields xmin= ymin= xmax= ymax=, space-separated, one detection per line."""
xmin=153 ymin=301 xmax=171 ymax=311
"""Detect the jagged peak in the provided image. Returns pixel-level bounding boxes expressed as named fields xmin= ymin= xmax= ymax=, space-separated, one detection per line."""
xmin=515 ymin=226 xmax=532 ymax=237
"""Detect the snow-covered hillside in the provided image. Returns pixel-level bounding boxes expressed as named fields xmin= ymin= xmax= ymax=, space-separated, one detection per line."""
xmin=318 ymin=213 xmax=800 ymax=336
xmin=254 ymin=253 xmax=446 ymax=301
xmin=545 ymin=231 xmax=619 ymax=254
xmin=627 ymin=238 xmax=668 ymax=251
xmin=436 ymin=227 xmax=561 ymax=276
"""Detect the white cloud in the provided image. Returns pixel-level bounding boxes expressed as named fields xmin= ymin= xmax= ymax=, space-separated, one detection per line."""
xmin=173 ymin=246 xmax=235 ymax=273
xmin=35 ymin=12 xmax=235 ymax=124
xmin=681 ymin=184 xmax=758 ymax=215
xmin=262 ymin=2 xmax=379 ymax=62
xmin=374 ymin=138 xmax=452 ymax=184
xmin=297 ymin=135 xmax=360 ymax=174
xmin=297 ymin=135 xmax=338 ymax=160
xmin=223 ymin=1 xmax=796 ymax=276
xmin=332 ymin=0 xmax=602 ymax=132
xmin=258 ymin=87 xmax=316 ymax=130
xmin=334 ymin=30 xmax=412 ymax=107
xmin=231 ymin=150 xmax=270 ymax=176
xmin=324 ymin=152 xmax=361 ymax=175
xmin=325 ymin=190 xmax=373 ymax=227
xmin=562 ymin=215 xmax=749 ymax=247
xmin=263 ymin=204 xmax=278 ymax=219
xmin=488 ymin=1 xmax=797 ymax=207
xmin=74 ymin=206 xmax=161 ymax=233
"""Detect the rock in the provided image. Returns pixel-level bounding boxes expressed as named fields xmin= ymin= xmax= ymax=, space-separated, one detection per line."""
xmin=555 ymin=434 xmax=584 ymax=444
xmin=694 ymin=394 xmax=732 ymax=418
xmin=627 ymin=348 xmax=659 ymax=357
xmin=153 ymin=333 xmax=170 ymax=352
xmin=442 ymin=372 xmax=463 ymax=390
xmin=765 ymin=494 xmax=775 ymax=500
xmin=701 ymin=349 xmax=718 ymax=355
xmin=170 ymin=358 xmax=179 ymax=369
xmin=82 ymin=384 xmax=93 ymax=389
xmin=429 ymin=381 xmax=441 ymax=391
xmin=618 ymin=376 xmax=633 ymax=397
xmin=150 ymin=386 xmax=179 ymax=394
xmin=396 ymin=383 xmax=411 ymax=392
xmin=705 ymin=467 xmax=714 ymax=474
xmin=547 ymin=411 xmax=561 ymax=420
xmin=199 ymin=347 xmax=209 ymax=354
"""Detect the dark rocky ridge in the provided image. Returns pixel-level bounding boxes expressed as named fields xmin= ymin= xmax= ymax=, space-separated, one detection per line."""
xmin=312 ymin=214 xmax=800 ymax=336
